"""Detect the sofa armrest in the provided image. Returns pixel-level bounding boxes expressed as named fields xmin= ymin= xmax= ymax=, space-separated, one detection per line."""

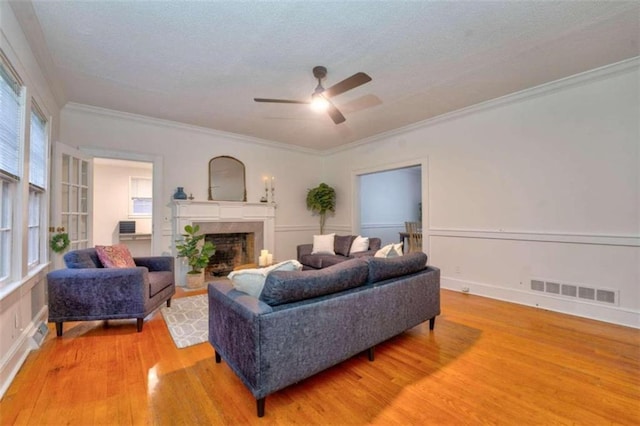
xmin=296 ymin=244 xmax=313 ymax=260
xmin=208 ymin=281 xmax=273 ymax=396
xmin=47 ymin=267 xmax=150 ymax=317
xmin=134 ymin=256 xmax=174 ymax=272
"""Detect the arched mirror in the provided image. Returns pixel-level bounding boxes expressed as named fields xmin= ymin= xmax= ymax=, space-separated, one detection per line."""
xmin=208 ymin=156 xmax=247 ymax=201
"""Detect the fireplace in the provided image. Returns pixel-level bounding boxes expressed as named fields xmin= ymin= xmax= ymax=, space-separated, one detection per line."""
xmin=173 ymin=200 xmax=276 ymax=286
xmin=205 ymin=232 xmax=255 ymax=277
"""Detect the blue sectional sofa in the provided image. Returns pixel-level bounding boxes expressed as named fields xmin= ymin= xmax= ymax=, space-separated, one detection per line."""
xmin=208 ymin=252 xmax=440 ymax=417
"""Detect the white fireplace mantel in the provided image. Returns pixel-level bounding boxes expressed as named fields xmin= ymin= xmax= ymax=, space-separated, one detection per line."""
xmin=172 ymin=200 xmax=276 ymax=284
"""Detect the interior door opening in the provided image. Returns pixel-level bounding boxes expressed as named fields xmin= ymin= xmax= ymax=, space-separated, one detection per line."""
xmin=92 ymin=158 xmax=153 ymax=257
xmin=357 ymin=165 xmax=422 ymax=249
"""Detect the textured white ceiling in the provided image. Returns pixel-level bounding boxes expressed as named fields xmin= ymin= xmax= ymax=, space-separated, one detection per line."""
xmin=14 ymin=1 xmax=640 ymax=151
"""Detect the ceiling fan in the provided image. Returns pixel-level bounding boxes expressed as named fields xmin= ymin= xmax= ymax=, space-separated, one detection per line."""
xmin=254 ymin=66 xmax=372 ymax=124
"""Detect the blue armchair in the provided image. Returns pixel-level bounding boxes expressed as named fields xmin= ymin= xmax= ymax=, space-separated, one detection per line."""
xmin=47 ymin=248 xmax=175 ymax=336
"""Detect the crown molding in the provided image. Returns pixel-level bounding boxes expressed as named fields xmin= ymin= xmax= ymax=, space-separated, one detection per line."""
xmin=324 ymin=56 xmax=640 ymax=156
xmin=63 ymin=102 xmax=322 ymax=155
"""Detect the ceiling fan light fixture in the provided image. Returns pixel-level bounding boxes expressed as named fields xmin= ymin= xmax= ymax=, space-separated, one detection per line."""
xmin=311 ymin=93 xmax=329 ymax=112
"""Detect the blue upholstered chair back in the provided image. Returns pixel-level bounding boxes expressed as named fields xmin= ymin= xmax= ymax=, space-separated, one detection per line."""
xmin=63 ymin=248 xmax=104 ymax=269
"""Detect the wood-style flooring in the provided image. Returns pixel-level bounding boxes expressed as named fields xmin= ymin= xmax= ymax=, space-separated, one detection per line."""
xmin=1 ymin=288 xmax=638 ymax=425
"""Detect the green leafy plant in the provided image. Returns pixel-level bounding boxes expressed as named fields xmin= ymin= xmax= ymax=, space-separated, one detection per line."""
xmin=306 ymin=182 xmax=336 ymax=234
xmin=175 ymin=224 xmax=216 ymax=274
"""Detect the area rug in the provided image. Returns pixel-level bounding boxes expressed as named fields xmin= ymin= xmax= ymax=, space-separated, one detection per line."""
xmin=161 ymin=294 xmax=208 ymax=349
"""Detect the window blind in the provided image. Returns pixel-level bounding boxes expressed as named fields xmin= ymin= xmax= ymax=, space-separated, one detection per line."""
xmin=29 ymin=106 xmax=47 ymax=189
xmin=0 ymin=65 xmax=21 ymax=181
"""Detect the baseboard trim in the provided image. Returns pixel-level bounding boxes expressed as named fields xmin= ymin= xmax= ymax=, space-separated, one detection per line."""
xmin=0 ymin=306 xmax=48 ymax=399
xmin=441 ymin=277 xmax=639 ymax=329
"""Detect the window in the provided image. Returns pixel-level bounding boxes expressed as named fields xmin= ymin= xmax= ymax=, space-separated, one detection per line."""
xmin=130 ymin=176 xmax=152 ymax=217
xmin=0 ymin=59 xmax=22 ymax=283
xmin=0 ymin=181 xmax=11 ymax=281
xmin=27 ymin=105 xmax=47 ymax=267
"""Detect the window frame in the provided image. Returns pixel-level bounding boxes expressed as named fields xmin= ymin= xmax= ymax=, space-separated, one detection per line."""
xmin=129 ymin=176 xmax=152 ymax=218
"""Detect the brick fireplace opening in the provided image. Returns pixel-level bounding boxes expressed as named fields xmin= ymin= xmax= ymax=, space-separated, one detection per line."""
xmin=205 ymin=232 xmax=255 ymax=277
xmin=192 ymin=220 xmax=264 ymax=278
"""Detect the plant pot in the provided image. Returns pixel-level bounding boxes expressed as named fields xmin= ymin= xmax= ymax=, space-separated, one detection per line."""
xmin=186 ymin=271 xmax=204 ymax=289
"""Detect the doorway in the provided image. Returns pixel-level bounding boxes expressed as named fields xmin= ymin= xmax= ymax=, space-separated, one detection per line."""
xmin=93 ymin=158 xmax=153 ymax=257
xmin=355 ymin=164 xmax=423 ymax=248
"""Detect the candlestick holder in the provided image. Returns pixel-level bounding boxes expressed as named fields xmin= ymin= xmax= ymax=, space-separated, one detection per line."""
xmin=270 ymin=186 xmax=275 ymax=203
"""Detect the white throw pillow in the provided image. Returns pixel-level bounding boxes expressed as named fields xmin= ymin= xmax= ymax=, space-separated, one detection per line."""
xmin=375 ymin=243 xmax=402 ymax=258
xmin=228 ymin=259 xmax=302 ymax=297
xmin=349 ymin=235 xmax=369 ymax=253
xmin=311 ymin=233 xmax=336 ymax=255
xmin=393 ymin=242 xmax=404 ymax=256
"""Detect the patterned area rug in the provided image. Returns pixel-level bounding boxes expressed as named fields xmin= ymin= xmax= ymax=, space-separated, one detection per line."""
xmin=161 ymin=294 xmax=208 ymax=349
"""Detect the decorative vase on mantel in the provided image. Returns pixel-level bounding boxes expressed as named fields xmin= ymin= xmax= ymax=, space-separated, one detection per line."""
xmin=173 ymin=187 xmax=187 ymax=200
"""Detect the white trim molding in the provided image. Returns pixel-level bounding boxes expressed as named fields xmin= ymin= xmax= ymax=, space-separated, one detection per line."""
xmin=428 ymin=228 xmax=639 ymax=247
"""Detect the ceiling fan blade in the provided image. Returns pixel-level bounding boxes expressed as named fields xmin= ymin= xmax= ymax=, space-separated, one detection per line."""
xmin=324 ymin=72 xmax=372 ymax=98
xmin=254 ymin=98 xmax=310 ymax=104
xmin=326 ymin=102 xmax=346 ymax=124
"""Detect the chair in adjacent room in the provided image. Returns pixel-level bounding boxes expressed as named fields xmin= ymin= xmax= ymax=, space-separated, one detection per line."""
xmin=404 ymin=221 xmax=423 ymax=253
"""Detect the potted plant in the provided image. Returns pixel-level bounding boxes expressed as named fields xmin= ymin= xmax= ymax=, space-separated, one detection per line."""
xmin=176 ymin=224 xmax=216 ymax=288
xmin=306 ymin=182 xmax=336 ymax=234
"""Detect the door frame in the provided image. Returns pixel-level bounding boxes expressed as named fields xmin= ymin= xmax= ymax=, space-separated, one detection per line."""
xmin=80 ymin=147 xmax=164 ymax=256
xmin=351 ymin=157 xmax=428 ymax=250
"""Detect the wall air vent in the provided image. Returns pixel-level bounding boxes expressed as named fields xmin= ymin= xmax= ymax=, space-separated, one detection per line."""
xmin=561 ymin=284 xmax=577 ymax=297
xmin=531 ymin=279 xmax=617 ymax=305
xmin=578 ymin=286 xmax=595 ymax=300
xmin=531 ymin=280 xmax=545 ymax=292
xmin=545 ymin=281 xmax=560 ymax=294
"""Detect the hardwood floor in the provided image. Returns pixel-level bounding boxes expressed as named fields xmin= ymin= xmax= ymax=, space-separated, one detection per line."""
xmin=1 ymin=288 xmax=638 ymax=425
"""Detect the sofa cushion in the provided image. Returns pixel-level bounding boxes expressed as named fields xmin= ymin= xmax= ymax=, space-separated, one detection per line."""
xmin=349 ymin=236 xmax=369 ymax=253
xmin=64 ymin=248 xmax=103 ymax=269
xmin=260 ymin=258 xmax=369 ymax=306
xmin=96 ymin=244 xmax=136 ymax=268
xmin=227 ymin=260 xmax=303 ymax=297
xmin=299 ymin=254 xmax=323 ymax=269
xmin=365 ymin=252 xmax=428 ymax=284
xmin=334 ymin=235 xmax=355 ymax=256
xmin=311 ymin=233 xmax=335 ymax=255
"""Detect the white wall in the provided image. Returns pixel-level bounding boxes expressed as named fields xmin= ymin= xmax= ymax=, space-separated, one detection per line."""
xmin=323 ymin=60 xmax=639 ymax=328
xmin=60 ymin=105 xmax=325 ymax=263
xmin=359 ymin=167 xmax=421 ymax=246
xmin=0 ymin=2 xmax=61 ymax=398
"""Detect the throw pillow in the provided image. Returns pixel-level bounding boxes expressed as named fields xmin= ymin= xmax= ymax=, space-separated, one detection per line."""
xmin=311 ymin=233 xmax=336 ymax=255
xmin=349 ymin=235 xmax=369 ymax=253
xmin=228 ymin=259 xmax=303 ymax=297
xmin=95 ymin=244 xmax=136 ymax=268
xmin=394 ymin=242 xmax=404 ymax=256
xmin=334 ymin=235 xmax=356 ymax=256
xmin=374 ymin=243 xmax=402 ymax=258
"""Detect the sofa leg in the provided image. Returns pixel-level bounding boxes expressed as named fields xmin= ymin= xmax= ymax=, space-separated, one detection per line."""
xmin=429 ymin=317 xmax=435 ymax=330
xmin=137 ymin=318 xmax=144 ymax=332
xmin=166 ymin=298 xmax=172 ymax=308
xmin=367 ymin=347 xmax=375 ymax=362
xmin=55 ymin=322 xmax=63 ymax=337
xmin=215 ymin=351 xmax=221 ymax=363
xmin=257 ymin=398 xmax=265 ymax=417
